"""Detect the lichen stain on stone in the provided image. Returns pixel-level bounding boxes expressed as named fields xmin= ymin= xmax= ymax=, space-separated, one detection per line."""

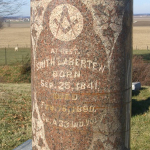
xmin=38 ymin=137 xmax=45 ymax=148
xmin=33 ymin=110 xmax=38 ymax=119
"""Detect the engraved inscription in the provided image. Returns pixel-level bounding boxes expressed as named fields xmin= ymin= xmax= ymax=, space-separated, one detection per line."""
xmin=53 ymin=93 xmax=78 ymax=101
xmin=52 ymin=70 xmax=81 ymax=78
xmin=36 ymin=57 xmax=106 ymax=73
xmin=42 ymin=113 xmax=97 ymax=128
xmin=41 ymin=104 xmax=96 ymax=114
xmin=41 ymin=79 xmax=103 ymax=92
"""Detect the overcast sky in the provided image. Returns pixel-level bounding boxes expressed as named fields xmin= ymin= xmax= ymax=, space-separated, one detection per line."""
xmin=17 ymin=0 xmax=150 ymax=16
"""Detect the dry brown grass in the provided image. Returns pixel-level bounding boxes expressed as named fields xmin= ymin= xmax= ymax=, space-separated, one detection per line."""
xmin=0 ymin=27 xmax=30 ymax=48
xmin=132 ymin=55 xmax=150 ymax=86
xmin=0 ymin=20 xmax=150 ymax=50
xmin=133 ymin=27 xmax=150 ymax=50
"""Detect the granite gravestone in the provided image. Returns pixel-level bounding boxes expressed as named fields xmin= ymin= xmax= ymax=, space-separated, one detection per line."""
xmin=31 ymin=0 xmax=132 ymax=149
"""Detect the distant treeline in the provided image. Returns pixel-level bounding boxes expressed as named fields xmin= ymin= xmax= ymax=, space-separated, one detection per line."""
xmin=3 ymin=16 xmax=30 ymax=19
xmin=134 ymin=14 xmax=150 ymax=16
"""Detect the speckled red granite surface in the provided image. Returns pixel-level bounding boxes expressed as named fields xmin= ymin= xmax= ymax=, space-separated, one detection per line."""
xmin=31 ymin=0 xmax=133 ymax=149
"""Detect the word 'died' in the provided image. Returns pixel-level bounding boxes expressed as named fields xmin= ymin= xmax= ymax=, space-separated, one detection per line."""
xmin=38 ymin=93 xmax=78 ymax=102
xmin=53 ymin=93 xmax=77 ymax=101
xmin=42 ymin=114 xmax=97 ymax=128
xmin=36 ymin=57 xmax=106 ymax=73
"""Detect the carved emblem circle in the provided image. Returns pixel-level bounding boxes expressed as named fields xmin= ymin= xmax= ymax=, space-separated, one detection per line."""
xmin=49 ymin=4 xmax=83 ymax=42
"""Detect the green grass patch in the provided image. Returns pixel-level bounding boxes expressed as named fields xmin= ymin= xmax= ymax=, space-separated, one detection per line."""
xmin=133 ymin=50 xmax=150 ymax=55
xmin=0 ymin=83 xmax=149 ymax=149
xmin=133 ymin=50 xmax=150 ymax=62
xmin=131 ymin=86 xmax=150 ymax=149
xmin=0 ymin=48 xmax=30 ymax=66
xmin=0 ymin=83 xmax=31 ymax=150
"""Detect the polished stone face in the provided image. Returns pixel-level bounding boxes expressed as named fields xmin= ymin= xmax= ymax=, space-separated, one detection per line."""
xmin=31 ymin=0 xmax=132 ymax=149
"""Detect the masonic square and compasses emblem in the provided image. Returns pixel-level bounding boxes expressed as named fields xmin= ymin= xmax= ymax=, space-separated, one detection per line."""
xmin=49 ymin=4 xmax=83 ymax=41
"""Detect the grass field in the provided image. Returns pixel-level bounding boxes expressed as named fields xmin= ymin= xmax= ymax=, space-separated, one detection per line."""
xmin=3 ymin=22 xmax=30 ymax=28
xmin=0 ymin=18 xmax=150 ymax=50
xmin=133 ymin=27 xmax=150 ymax=50
xmin=0 ymin=48 xmax=30 ymax=66
xmin=133 ymin=50 xmax=150 ymax=55
xmin=0 ymin=83 xmax=150 ymax=149
xmin=0 ymin=27 xmax=30 ymax=48
xmin=131 ymin=86 xmax=150 ymax=149
xmin=0 ymin=83 xmax=31 ymax=150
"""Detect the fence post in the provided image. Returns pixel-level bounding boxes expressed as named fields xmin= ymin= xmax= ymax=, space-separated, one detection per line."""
xmin=5 ymin=47 xmax=7 ymax=65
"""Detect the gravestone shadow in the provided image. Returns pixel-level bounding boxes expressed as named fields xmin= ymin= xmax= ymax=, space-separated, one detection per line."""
xmin=132 ymin=87 xmax=150 ymax=116
xmin=132 ymin=87 xmax=146 ymax=96
xmin=132 ymin=97 xmax=150 ymax=116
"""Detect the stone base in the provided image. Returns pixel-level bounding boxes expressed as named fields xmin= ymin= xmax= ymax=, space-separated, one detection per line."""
xmin=132 ymin=82 xmax=141 ymax=91
xmin=13 ymin=139 xmax=32 ymax=150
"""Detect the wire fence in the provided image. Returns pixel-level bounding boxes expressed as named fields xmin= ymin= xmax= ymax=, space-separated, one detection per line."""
xmin=0 ymin=44 xmax=30 ymax=49
xmin=133 ymin=45 xmax=150 ymax=50
xmin=0 ymin=46 xmax=149 ymax=66
xmin=0 ymin=47 xmax=31 ymax=66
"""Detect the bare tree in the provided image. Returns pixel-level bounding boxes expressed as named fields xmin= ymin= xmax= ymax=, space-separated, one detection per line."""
xmin=0 ymin=0 xmax=26 ymax=28
xmin=0 ymin=17 xmax=4 ymax=28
